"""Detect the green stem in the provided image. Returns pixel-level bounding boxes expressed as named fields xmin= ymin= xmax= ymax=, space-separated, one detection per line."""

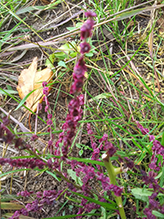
xmin=102 ymin=154 xmax=126 ymax=219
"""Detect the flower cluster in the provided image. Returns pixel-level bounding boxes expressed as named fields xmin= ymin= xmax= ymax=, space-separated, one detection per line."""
xmin=42 ymin=81 xmax=54 ymax=152
xmin=55 ymin=11 xmax=96 ymax=157
xmin=42 ymin=82 xmax=51 ymax=115
xmin=0 ymin=158 xmax=46 ymax=169
xmin=120 ymin=122 xmax=164 ymax=218
xmin=67 ymin=158 xmax=122 ymax=217
xmin=136 ymin=121 xmax=164 ymax=172
xmin=86 ymin=124 xmax=122 ymax=195
xmin=80 ymin=11 xmax=97 ymax=40
xmin=70 ymin=11 xmax=96 ymax=95
xmin=0 ymin=122 xmax=14 ymax=144
xmin=56 ymin=94 xmax=84 ymax=156
xmin=77 ymin=200 xmax=100 ymax=218
xmin=87 ymin=124 xmax=117 ymax=160
xmin=70 ymin=57 xmax=87 ymax=94
xmin=66 ymin=148 xmax=123 ymax=218
xmin=143 ymin=192 xmax=164 ymax=218
xmin=9 ymin=190 xmax=64 ymax=219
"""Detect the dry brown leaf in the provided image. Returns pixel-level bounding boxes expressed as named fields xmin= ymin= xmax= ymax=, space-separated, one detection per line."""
xmin=17 ymin=57 xmax=53 ymax=113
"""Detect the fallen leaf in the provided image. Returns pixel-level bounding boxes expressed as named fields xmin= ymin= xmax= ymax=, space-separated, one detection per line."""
xmin=17 ymin=57 xmax=53 ymax=113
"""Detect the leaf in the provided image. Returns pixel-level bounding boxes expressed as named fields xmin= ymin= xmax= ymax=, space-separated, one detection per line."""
xmin=46 ymin=170 xmax=62 ymax=182
xmin=69 ymin=157 xmax=105 ymax=167
xmin=66 ymin=22 xmax=83 ymax=31
xmin=16 ymin=6 xmax=48 ymax=15
xmin=131 ymin=188 xmax=152 ymax=202
xmin=45 ymin=53 xmax=56 ymax=69
xmin=152 ymin=210 xmax=164 ymax=218
xmin=161 ymin=132 xmax=164 ymax=146
xmin=54 ymin=51 xmax=68 ymax=60
xmin=1 ymin=194 xmax=19 ymax=202
xmin=17 ymin=57 xmax=53 ymax=112
xmin=0 ymin=89 xmax=18 ymax=95
xmin=58 ymin=61 xmax=67 ymax=68
xmin=1 ymin=202 xmax=23 ymax=210
xmin=71 ymin=191 xmax=116 ymax=210
xmin=89 ymin=93 xmax=112 ymax=102
xmin=67 ymin=169 xmax=83 ymax=186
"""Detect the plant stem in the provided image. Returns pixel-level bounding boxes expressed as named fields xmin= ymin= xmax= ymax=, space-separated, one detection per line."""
xmin=102 ymin=154 xmax=126 ymax=219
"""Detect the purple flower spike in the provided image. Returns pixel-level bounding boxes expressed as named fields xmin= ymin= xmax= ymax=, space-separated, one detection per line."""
xmin=48 ymin=140 xmax=53 ymax=147
xmin=47 ymin=119 xmax=53 ymax=125
xmin=2 ymin=116 xmax=10 ymax=126
xmin=104 ymin=142 xmax=116 ymax=157
xmin=80 ymin=19 xmax=94 ymax=40
xmin=43 ymin=87 xmax=49 ymax=96
xmin=31 ymin=134 xmax=38 ymax=141
xmin=85 ymin=11 xmax=97 ymax=18
xmin=136 ymin=121 xmax=149 ymax=135
xmin=55 ymin=11 xmax=96 ymax=156
xmin=78 ymin=56 xmax=87 ymax=70
xmin=73 ymin=65 xmax=85 ymax=80
xmin=80 ymin=42 xmax=91 ymax=54
xmin=70 ymin=79 xmax=83 ymax=94
xmin=42 ymin=81 xmax=47 ymax=87
xmin=143 ymin=208 xmax=156 ymax=219
xmin=48 ymin=114 xmax=52 ymax=119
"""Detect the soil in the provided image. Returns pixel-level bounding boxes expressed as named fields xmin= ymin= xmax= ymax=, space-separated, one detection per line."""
xmin=0 ymin=0 xmax=158 ymax=218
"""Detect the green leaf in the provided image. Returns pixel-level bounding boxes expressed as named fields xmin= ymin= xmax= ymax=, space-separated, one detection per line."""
xmin=159 ymin=166 xmax=164 ymax=187
xmin=1 ymin=202 xmax=23 ymax=210
xmin=76 ymin=22 xmax=83 ymax=28
xmin=46 ymin=53 xmax=56 ymax=68
xmin=16 ymin=6 xmax=47 ymax=15
xmin=59 ymin=43 xmax=72 ymax=54
xmin=0 ymin=169 xmax=31 ymax=178
xmin=131 ymin=188 xmax=152 ymax=202
xmin=152 ymin=210 xmax=164 ymax=218
xmin=100 ymin=207 xmax=107 ymax=219
xmin=66 ymin=22 xmax=83 ymax=31
xmin=69 ymin=52 xmax=77 ymax=58
xmin=46 ymin=170 xmax=61 ymax=182
xmin=15 ymin=89 xmax=35 ymax=111
xmin=79 ymin=149 xmax=83 ymax=156
xmin=66 ymin=26 xmax=76 ymax=31
xmin=71 ymin=191 xmax=116 ymax=210
xmin=1 ymin=194 xmax=19 ymax=202
xmin=58 ymin=61 xmax=67 ymax=68
xmin=161 ymin=132 xmax=164 ymax=146
xmin=67 ymin=169 xmax=83 ymax=186
xmin=69 ymin=157 xmax=105 ymax=167
xmin=114 ymin=5 xmax=162 ymax=22
xmin=116 ymin=151 xmax=126 ymax=157
xmin=0 ymin=89 xmax=18 ymax=95
xmin=85 ymin=52 xmax=94 ymax=57
xmin=54 ymin=52 xmax=68 ymax=60
xmin=16 ymin=0 xmax=61 ymax=15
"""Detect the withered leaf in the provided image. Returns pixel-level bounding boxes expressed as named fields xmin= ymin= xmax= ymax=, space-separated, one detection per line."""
xmin=17 ymin=57 xmax=53 ymax=113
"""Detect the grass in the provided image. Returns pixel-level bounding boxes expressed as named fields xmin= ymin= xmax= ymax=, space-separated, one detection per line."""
xmin=1 ymin=0 xmax=164 ymax=218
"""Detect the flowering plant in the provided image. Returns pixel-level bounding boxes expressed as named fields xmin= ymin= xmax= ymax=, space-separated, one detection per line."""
xmin=1 ymin=10 xmax=164 ymax=219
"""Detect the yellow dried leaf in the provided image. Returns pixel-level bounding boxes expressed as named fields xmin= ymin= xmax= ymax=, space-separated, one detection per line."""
xmin=17 ymin=57 xmax=53 ymax=113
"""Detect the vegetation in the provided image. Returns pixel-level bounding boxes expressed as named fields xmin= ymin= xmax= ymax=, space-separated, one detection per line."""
xmin=1 ymin=0 xmax=164 ymax=218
